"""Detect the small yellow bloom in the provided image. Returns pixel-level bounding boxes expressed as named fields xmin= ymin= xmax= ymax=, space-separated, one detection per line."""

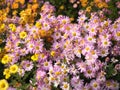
xmin=9 ymin=24 xmax=16 ymax=32
xmin=5 ymin=74 xmax=11 ymax=79
xmin=70 ymin=17 xmax=74 ymax=22
xmin=31 ymin=54 xmax=39 ymax=61
xmin=3 ymin=68 xmax=10 ymax=75
xmin=50 ymin=51 xmax=56 ymax=57
xmin=0 ymin=24 xmax=5 ymax=29
xmin=3 ymin=69 xmax=11 ymax=79
xmin=1 ymin=55 xmax=11 ymax=64
xmin=35 ymin=22 xmax=42 ymax=28
xmin=10 ymin=64 xmax=18 ymax=74
xmin=86 ymin=6 xmax=92 ymax=13
xmin=60 ymin=5 xmax=64 ymax=10
xmin=0 ymin=79 xmax=9 ymax=90
xmin=19 ymin=31 xmax=27 ymax=39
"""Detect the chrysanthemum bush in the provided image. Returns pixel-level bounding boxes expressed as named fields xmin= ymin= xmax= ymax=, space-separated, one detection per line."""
xmin=0 ymin=1 xmax=120 ymax=90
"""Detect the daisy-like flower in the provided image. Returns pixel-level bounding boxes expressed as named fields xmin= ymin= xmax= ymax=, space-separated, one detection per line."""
xmin=88 ymin=25 xmax=98 ymax=35
xmin=71 ymin=76 xmax=83 ymax=89
xmin=38 ymin=85 xmax=51 ymax=90
xmin=26 ymin=41 xmax=35 ymax=53
xmin=53 ymin=32 xmax=61 ymax=40
xmin=36 ymin=70 xmax=46 ymax=81
xmin=111 ymin=81 xmax=119 ymax=90
xmin=76 ymin=61 xmax=86 ymax=73
xmin=70 ymin=29 xmax=80 ymax=39
xmin=52 ymin=42 xmax=61 ymax=50
xmin=43 ymin=61 xmax=52 ymax=70
xmin=61 ymin=82 xmax=70 ymax=90
xmin=20 ymin=48 xmax=29 ymax=56
xmin=98 ymin=48 xmax=109 ymax=57
xmin=29 ymin=26 xmax=39 ymax=35
xmin=86 ymin=62 xmax=100 ymax=72
xmin=77 ymin=14 xmax=87 ymax=24
xmin=105 ymin=80 xmax=113 ymax=90
xmin=39 ymin=53 xmax=47 ymax=60
xmin=22 ymin=60 xmax=33 ymax=71
xmin=18 ymin=68 xmax=25 ymax=77
xmin=58 ymin=15 xmax=70 ymax=25
xmin=82 ymin=45 xmax=93 ymax=55
xmin=114 ymin=30 xmax=120 ymax=41
xmin=74 ymin=47 xmax=82 ymax=58
xmin=90 ymin=80 xmax=100 ymax=90
xmin=84 ymin=68 xmax=95 ymax=79
xmin=86 ymin=35 xmax=96 ymax=44
xmin=42 ymin=21 xmax=51 ymax=30
xmin=101 ymin=39 xmax=111 ymax=48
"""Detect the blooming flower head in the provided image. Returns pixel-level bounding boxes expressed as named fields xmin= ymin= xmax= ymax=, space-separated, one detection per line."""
xmin=19 ymin=31 xmax=27 ymax=39
xmin=9 ymin=23 xmax=16 ymax=32
xmin=1 ymin=54 xmax=12 ymax=64
xmin=3 ymin=68 xmax=11 ymax=79
xmin=18 ymin=68 xmax=25 ymax=77
xmin=84 ymin=68 xmax=95 ymax=79
xmin=31 ymin=54 xmax=39 ymax=61
xmin=0 ymin=79 xmax=9 ymax=90
xmin=90 ymin=80 xmax=100 ymax=90
xmin=61 ymin=82 xmax=70 ymax=90
xmin=36 ymin=70 xmax=46 ymax=81
xmin=9 ymin=64 xmax=18 ymax=74
xmin=21 ymin=60 xmax=33 ymax=71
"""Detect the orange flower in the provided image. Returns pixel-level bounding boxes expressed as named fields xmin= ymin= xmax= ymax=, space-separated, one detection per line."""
xmin=39 ymin=30 xmax=47 ymax=38
xmin=97 ymin=2 xmax=104 ymax=8
xmin=12 ymin=2 xmax=19 ymax=9
xmin=81 ymin=2 xmax=88 ymax=7
xmin=32 ymin=3 xmax=39 ymax=11
xmin=19 ymin=0 xmax=25 ymax=5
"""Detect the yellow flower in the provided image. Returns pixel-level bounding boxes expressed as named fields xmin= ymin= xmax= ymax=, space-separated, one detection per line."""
xmin=31 ymin=54 xmax=39 ymax=61
xmin=5 ymin=74 xmax=11 ymax=79
xmin=86 ymin=6 xmax=92 ymax=12
xmin=60 ymin=5 xmax=64 ymax=10
xmin=0 ymin=79 xmax=9 ymax=90
xmin=3 ymin=68 xmax=11 ymax=79
xmin=9 ymin=24 xmax=16 ymax=32
xmin=10 ymin=64 xmax=18 ymax=74
xmin=1 ymin=55 xmax=11 ymax=64
xmin=35 ymin=22 xmax=42 ymax=29
xmin=3 ymin=68 xmax=10 ymax=75
xmin=0 ymin=24 xmax=5 ymax=29
xmin=50 ymin=51 xmax=56 ymax=57
xmin=19 ymin=31 xmax=27 ymax=39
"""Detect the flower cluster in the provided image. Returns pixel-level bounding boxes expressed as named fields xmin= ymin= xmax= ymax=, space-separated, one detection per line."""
xmin=0 ymin=1 xmax=120 ymax=90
